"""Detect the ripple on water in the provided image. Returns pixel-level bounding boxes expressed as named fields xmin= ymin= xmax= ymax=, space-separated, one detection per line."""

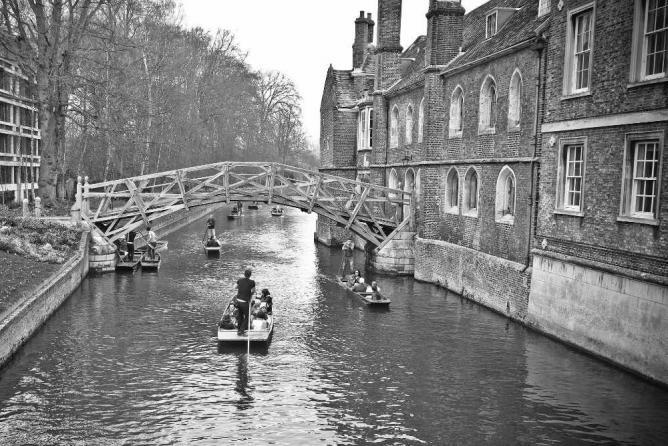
xmin=0 ymin=209 xmax=667 ymax=445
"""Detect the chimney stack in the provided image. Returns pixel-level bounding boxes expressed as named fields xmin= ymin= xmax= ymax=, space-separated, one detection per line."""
xmin=377 ymin=0 xmax=402 ymax=52
xmin=353 ymin=11 xmax=375 ymax=69
xmin=426 ymin=0 xmax=465 ymax=66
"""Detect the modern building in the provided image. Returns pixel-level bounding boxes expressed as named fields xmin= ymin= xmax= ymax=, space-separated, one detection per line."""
xmin=320 ymin=0 xmax=667 ymax=384
xmin=0 ymin=40 xmax=40 ymax=203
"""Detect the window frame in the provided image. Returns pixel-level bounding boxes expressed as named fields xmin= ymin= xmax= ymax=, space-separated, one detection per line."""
xmin=495 ymin=165 xmax=516 ymax=224
xmin=555 ymin=136 xmax=587 ymax=216
xmin=405 ymin=104 xmax=414 ymax=145
xmin=563 ymin=3 xmax=596 ymax=97
xmin=418 ymin=98 xmax=424 ymax=143
xmin=463 ymin=167 xmax=480 ymax=218
xmin=508 ymin=69 xmax=522 ymax=130
xmin=478 ymin=75 xmax=497 ymax=134
xmin=619 ymin=131 xmax=664 ymax=224
xmin=642 ymin=0 xmax=668 ymax=81
xmin=449 ymin=86 xmax=464 ymax=138
xmin=444 ymin=167 xmax=460 ymax=215
xmin=486 ymin=11 xmax=498 ymax=38
xmin=357 ymin=106 xmax=373 ymax=151
xmin=390 ymin=105 xmax=399 ymax=148
xmin=538 ymin=0 xmax=551 ymax=17
xmin=631 ymin=0 xmax=668 ymax=83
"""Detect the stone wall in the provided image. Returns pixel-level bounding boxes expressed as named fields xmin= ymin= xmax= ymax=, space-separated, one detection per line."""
xmin=415 ymin=237 xmax=531 ymax=319
xmin=528 ymin=252 xmax=668 ymax=386
xmin=370 ymin=231 xmax=415 ymax=275
xmin=0 ymin=230 xmax=90 ymax=368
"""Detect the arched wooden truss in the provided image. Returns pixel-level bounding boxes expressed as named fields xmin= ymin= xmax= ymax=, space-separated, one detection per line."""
xmin=77 ymin=162 xmax=413 ymax=251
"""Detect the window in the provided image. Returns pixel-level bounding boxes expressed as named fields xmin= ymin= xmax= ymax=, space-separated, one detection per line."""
xmin=406 ymin=104 xmax=414 ymax=145
xmin=538 ymin=0 xmax=551 ymax=17
xmin=495 ymin=166 xmax=516 ymax=224
xmin=357 ymin=107 xmax=373 ymax=151
xmin=479 ymin=76 xmax=497 ymax=133
xmin=390 ymin=106 xmax=399 ymax=148
xmin=486 ymin=12 xmax=497 ymax=38
xmin=449 ymin=86 xmax=464 ymax=136
xmin=631 ymin=0 xmax=668 ymax=82
xmin=0 ymin=134 xmax=9 ymax=153
xmin=620 ymin=132 xmax=663 ymax=222
xmin=444 ymin=168 xmax=459 ymax=214
xmin=508 ymin=70 xmax=522 ymax=129
xmin=564 ymin=5 xmax=594 ymax=95
xmin=556 ymin=137 xmax=586 ymax=214
xmin=644 ymin=0 xmax=668 ymax=79
xmin=463 ymin=168 xmax=479 ymax=217
xmin=0 ymin=68 xmax=10 ymax=92
xmin=0 ymin=103 xmax=10 ymax=123
xmin=418 ymin=99 xmax=424 ymax=143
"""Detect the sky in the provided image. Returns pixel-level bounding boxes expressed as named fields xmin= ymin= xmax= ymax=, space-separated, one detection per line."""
xmin=181 ymin=0 xmax=487 ymax=146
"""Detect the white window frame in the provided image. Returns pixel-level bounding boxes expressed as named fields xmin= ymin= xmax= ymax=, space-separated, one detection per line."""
xmin=418 ymin=98 xmax=424 ymax=143
xmin=563 ymin=3 xmax=595 ymax=96
xmin=444 ymin=167 xmax=460 ymax=215
xmin=390 ymin=106 xmax=399 ymax=148
xmin=619 ymin=131 xmax=664 ymax=224
xmin=486 ymin=12 xmax=498 ymax=38
xmin=463 ymin=167 xmax=479 ymax=217
xmin=449 ymin=86 xmax=464 ymax=138
xmin=478 ymin=75 xmax=497 ymax=134
xmin=556 ymin=137 xmax=587 ymax=215
xmin=508 ymin=69 xmax=522 ymax=130
xmin=357 ymin=106 xmax=373 ymax=151
xmin=631 ymin=0 xmax=668 ymax=83
xmin=406 ymin=104 xmax=414 ymax=145
xmin=495 ymin=165 xmax=516 ymax=224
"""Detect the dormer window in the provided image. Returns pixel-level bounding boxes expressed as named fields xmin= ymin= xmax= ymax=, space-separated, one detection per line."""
xmin=486 ymin=12 xmax=497 ymax=38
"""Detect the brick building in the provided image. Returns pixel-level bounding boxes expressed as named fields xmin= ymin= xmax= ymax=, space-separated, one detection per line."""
xmin=320 ymin=0 xmax=667 ymax=383
xmin=0 ymin=38 xmax=40 ymax=203
xmin=527 ymin=0 xmax=668 ymax=384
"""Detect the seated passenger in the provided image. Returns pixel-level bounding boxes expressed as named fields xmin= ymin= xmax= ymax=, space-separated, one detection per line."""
xmin=352 ymin=277 xmax=367 ymax=293
xmin=369 ymin=281 xmax=384 ymax=300
xmin=260 ymin=288 xmax=273 ymax=314
xmin=219 ymin=304 xmax=237 ymax=329
xmin=347 ymin=270 xmax=361 ymax=288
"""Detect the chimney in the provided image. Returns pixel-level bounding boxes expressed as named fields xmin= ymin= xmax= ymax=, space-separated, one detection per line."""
xmin=353 ymin=11 xmax=375 ymax=69
xmin=426 ymin=0 xmax=465 ymax=66
xmin=377 ymin=0 xmax=402 ymax=52
xmin=375 ymin=0 xmax=403 ymax=90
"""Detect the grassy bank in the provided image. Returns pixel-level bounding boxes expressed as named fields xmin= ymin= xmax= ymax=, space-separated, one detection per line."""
xmin=0 ymin=212 xmax=82 ymax=320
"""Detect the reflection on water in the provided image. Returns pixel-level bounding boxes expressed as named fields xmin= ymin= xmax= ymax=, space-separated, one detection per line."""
xmin=0 ymin=206 xmax=667 ymax=445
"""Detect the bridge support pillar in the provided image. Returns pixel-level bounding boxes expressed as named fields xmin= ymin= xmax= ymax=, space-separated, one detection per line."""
xmin=368 ymin=230 xmax=415 ymax=275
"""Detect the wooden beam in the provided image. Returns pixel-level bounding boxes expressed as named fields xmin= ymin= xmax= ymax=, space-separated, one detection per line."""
xmin=175 ymin=170 xmax=189 ymax=210
xmin=345 ymin=187 xmax=370 ymax=230
xmin=374 ymin=217 xmax=411 ymax=253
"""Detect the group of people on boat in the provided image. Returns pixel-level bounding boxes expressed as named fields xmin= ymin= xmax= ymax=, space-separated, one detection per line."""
xmin=219 ymin=268 xmax=273 ymax=335
xmin=115 ymin=226 xmax=158 ymax=262
xmin=341 ymin=238 xmax=384 ymax=301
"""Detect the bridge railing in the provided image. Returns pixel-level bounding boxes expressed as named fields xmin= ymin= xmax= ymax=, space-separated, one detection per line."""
xmin=78 ymin=162 xmax=412 ymax=250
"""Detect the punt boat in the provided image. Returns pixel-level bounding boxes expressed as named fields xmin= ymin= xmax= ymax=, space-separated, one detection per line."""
xmin=247 ymin=202 xmax=260 ymax=210
xmin=116 ymin=253 xmax=140 ymax=272
xmin=270 ymin=207 xmax=284 ymax=217
xmin=228 ymin=208 xmax=242 ymax=219
xmin=140 ymin=252 xmax=161 ymax=270
xmin=203 ymin=237 xmax=222 ymax=254
xmin=218 ymin=299 xmax=274 ymax=344
xmin=336 ymin=277 xmax=391 ymax=306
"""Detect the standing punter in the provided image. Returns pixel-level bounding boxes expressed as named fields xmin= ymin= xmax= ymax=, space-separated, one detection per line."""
xmin=234 ymin=268 xmax=256 ymax=335
xmin=341 ymin=239 xmax=354 ymax=280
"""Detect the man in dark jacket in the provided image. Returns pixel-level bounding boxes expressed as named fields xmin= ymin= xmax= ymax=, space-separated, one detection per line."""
xmin=235 ymin=268 xmax=256 ymax=335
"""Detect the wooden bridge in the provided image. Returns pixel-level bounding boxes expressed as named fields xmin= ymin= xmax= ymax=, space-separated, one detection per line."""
xmin=76 ymin=162 xmax=413 ymax=252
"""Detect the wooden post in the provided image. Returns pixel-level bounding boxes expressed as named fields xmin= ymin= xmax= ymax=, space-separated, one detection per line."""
xmin=34 ymin=197 xmax=41 ymax=218
xmin=83 ymin=176 xmax=90 ymax=215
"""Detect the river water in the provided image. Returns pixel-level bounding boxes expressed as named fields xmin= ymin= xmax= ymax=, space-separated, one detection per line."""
xmin=0 ymin=207 xmax=667 ymax=445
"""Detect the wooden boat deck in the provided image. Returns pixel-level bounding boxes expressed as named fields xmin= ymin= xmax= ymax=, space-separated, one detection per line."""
xmin=336 ymin=277 xmax=391 ymax=306
xmin=217 ymin=299 xmax=273 ymax=343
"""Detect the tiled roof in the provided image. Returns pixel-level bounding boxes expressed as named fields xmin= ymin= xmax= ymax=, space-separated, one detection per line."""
xmin=447 ymin=0 xmax=547 ymax=73
xmin=386 ymin=36 xmax=427 ymax=96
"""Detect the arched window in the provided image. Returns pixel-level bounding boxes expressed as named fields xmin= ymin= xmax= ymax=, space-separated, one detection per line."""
xmin=479 ymin=76 xmax=497 ymax=132
xmin=415 ymin=168 xmax=422 ymax=211
xmin=388 ymin=168 xmax=402 ymax=221
xmin=444 ymin=167 xmax=459 ymax=214
xmin=390 ymin=106 xmax=399 ymax=148
xmin=404 ymin=168 xmax=415 ymax=218
xmin=449 ymin=86 xmax=464 ymax=136
xmin=508 ymin=70 xmax=522 ymax=129
xmin=405 ymin=104 xmax=414 ymax=145
xmin=418 ymin=99 xmax=424 ymax=143
xmin=495 ymin=166 xmax=516 ymax=224
xmin=463 ymin=167 xmax=479 ymax=216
